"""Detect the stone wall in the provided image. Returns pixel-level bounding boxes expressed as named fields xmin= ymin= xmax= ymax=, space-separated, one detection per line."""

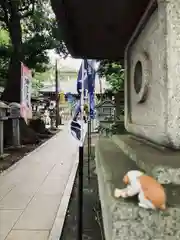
xmin=165 ymin=0 xmax=180 ymax=147
xmin=125 ymin=0 xmax=180 ymax=148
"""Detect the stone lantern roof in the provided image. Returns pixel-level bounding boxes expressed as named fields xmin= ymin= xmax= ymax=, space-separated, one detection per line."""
xmin=51 ymin=0 xmax=153 ymax=60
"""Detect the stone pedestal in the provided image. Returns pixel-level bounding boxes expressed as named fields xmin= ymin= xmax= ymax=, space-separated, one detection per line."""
xmin=95 ymin=136 xmax=180 ymax=240
xmin=125 ymin=0 xmax=180 ymax=149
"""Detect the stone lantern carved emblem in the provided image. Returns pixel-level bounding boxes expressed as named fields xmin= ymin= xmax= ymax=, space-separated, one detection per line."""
xmin=132 ymin=52 xmax=151 ymax=104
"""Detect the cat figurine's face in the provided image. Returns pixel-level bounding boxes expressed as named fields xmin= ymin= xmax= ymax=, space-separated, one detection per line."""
xmin=123 ymin=170 xmax=144 ymax=184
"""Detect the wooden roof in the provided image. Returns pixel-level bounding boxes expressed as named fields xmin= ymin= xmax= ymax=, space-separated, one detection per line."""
xmin=95 ymin=100 xmax=115 ymax=108
xmin=51 ymin=0 xmax=152 ymax=60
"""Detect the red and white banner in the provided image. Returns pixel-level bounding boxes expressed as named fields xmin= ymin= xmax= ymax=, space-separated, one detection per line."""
xmin=20 ymin=63 xmax=32 ymax=123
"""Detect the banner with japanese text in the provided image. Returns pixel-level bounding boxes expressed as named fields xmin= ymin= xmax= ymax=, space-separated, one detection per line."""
xmin=21 ymin=63 xmax=32 ymax=123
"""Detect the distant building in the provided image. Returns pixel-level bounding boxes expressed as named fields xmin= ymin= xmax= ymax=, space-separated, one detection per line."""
xmin=39 ymin=66 xmax=109 ymax=97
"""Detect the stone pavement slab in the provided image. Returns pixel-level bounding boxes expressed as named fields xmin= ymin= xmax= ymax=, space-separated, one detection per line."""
xmin=0 ymin=124 xmax=81 ymax=240
xmin=6 ymin=230 xmax=49 ymax=240
xmin=0 ymin=210 xmax=22 ymax=240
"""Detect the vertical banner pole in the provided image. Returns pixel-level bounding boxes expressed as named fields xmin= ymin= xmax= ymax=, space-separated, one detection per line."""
xmin=87 ymin=85 xmax=90 ymax=183
xmin=78 ymin=145 xmax=83 ymax=240
xmin=88 ymin=91 xmax=91 ymax=184
xmin=89 ymin=118 xmax=91 ymax=158
xmin=71 ymin=59 xmax=96 ymax=240
xmin=55 ymin=59 xmax=60 ymax=128
xmin=99 ymin=77 xmax=103 ymax=101
xmin=87 ymin=60 xmax=95 ymax=184
xmin=78 ymin=60 xmax=85 ymax=240
xmin=87 ymin=117 xmax=91 ymax=183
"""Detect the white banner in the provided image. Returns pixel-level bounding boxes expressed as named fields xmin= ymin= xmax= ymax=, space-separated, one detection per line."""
xmin=20 ymin=63 xmax=32 ymax=123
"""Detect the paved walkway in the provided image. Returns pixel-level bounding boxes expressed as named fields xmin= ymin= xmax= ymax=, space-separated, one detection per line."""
xmin=0 ymin=124 xmax=80 ymax=240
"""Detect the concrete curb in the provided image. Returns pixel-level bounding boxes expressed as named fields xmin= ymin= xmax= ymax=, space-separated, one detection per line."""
xmin=48 ymin=151 xmax=79 ymax=240
xmin=48 ymin=125 xmax=88 ymax=240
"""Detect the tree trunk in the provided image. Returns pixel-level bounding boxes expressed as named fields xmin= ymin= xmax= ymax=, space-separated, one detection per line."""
xmin=1 ymin=11 xmax=22 ymax=102
xmin=1 ymin=11 xmax=39 ymax=145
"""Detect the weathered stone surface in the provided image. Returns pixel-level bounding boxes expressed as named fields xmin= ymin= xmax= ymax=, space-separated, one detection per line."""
xmin=112 ymin=134 xmax=180 ymax=185
xmin=125 ymin=0 xmax=180 ymax=149
xmin=95 ymin=137 xmax=180 ymax=240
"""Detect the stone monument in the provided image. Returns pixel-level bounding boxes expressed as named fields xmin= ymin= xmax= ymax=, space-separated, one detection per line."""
xmin=125 ymin=0 xmax=180 ymax=149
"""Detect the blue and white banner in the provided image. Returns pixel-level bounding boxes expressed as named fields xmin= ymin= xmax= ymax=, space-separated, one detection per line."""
xmin=86 ymin=60 xmax=96 ymax=119
xmin=70 ymin=59 xmax=96 ymax=141
xmin=71 ymin=60 xmax=86 ymax=141
xmin=77 ymin=60 xmax=88 ymax=95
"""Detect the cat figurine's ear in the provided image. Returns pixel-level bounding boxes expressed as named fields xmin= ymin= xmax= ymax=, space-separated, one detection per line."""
xmin=123 ymin=174 xmax=129 ymax=185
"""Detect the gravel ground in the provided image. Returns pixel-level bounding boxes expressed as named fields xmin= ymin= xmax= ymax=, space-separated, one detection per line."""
xmin=0 ymin=129 xmax=59 ymax=173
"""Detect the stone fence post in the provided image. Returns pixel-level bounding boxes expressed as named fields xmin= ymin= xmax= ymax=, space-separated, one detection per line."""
xmin=0 ymin=101 xmax=9 ymax=157
xmin=9 ymin=102 xmax=21 ymax=147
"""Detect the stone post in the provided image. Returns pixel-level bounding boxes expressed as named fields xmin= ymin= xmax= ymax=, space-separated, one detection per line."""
xmin=49 ymin=110 xmax=55 ymax=130
xmin=0 ymin=120 xmax=4 ymax=156
xmin=9 ymin=103 xmax=21 ymax=148
xmin=12 ymin=119 xmax=20 ymax=147
xmin=0 ymin=101 xmax=9 ymax=157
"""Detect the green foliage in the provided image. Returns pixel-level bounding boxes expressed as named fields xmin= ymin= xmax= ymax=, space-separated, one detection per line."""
xmin=0 ymin=29 xmax=10 ymax=86
xmin=32 ymin=68 xmax=51 ymax=87
xmin=22 ymin=0 xmax=68 ymax=71
xmin=106 ymin=68 xmax=124 ymax=93
xmin=98 ymin=60 xmax=124 ymax=93
xmin=0 ymin=29 xmax=10 ymax=45
xmin=31 ymin=67 xmax=54 ymax=96
xmin=0 ymin=0 xmax=68 ymax=86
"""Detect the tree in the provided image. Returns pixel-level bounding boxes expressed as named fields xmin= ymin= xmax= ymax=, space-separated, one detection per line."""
xmin=98 ymin=60 xmax=125 ymax=119
xmin=0 ymin=0 xmax=68 ymax=102
xmin=98 ymin=60 xmax=124 ymax=94
xmin=22 ymin=2 xmax=68 ymax=71
xmin=0 ymin=29 xmax=10 ymax=86
xmin=0 ymin=0 xmax=36 ymax=102
xmin=0 ymin=0 xmax=67 ymax=144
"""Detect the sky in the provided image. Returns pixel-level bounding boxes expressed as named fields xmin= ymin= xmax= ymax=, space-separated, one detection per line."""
xmin=47 ymin=49 xmax=100 ymax=71
xmin=47 ymin=49 xmax=82 ymax=71
xmin=47 ymin=49 xmax=108 ymax=93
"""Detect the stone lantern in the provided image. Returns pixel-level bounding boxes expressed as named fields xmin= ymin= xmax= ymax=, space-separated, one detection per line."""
xmin=0 ymin=101 xmax=9 ymax=157
xmin=9 ymin=102 xmax=21 ymax=147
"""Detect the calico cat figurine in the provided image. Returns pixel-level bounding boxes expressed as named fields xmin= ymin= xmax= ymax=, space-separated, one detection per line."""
xmin=114 ymin=170 xmax=166 ymax=210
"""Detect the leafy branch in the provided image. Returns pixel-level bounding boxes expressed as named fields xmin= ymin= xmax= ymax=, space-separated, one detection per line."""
xmin=0 ymin=0 xmax=36 ymax=25
xmin=98 ymin=61 xmax=124 ymax=93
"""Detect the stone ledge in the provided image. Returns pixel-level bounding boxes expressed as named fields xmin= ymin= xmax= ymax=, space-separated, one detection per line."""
xmin=95 ymin=137 xmax=180 ymax=240
xmin=95 ymin=137 xmax=140 ymax=240
xmin=112 ymin=134 xmax=180 ymax=185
